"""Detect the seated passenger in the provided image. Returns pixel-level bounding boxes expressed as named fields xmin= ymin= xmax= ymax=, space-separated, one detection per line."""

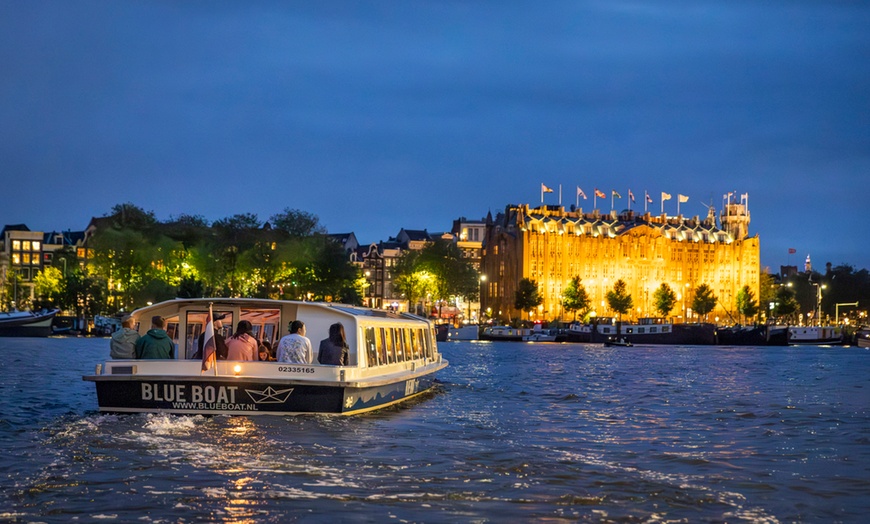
xmin=318 ymin=322 xmax=349 ymax=366
xmin=134 ymin=316 xmax=174 ymax=359
xmin=276 ymin=320 xmax=313 ymax=364
xmin=258 ymin=344 xmax=275 ymax=362
xmin=110 ymin=315 xmax=140 ymax=359
xmin=226 ymin=320 xmax=258 ymax=361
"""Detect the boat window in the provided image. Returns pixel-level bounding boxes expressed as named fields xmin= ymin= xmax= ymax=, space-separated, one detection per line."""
xmin=385 ymin=328 xmax=396 ymax=364
xmin=602 ymin=327 xmax=610 ymax=334
xmin=638 ymin=328 xmax=645 ymax=334
xmin=399 ymin=329 xmax=411 ymax=362
xmin=397 ymin=329 xmax=408 ymax=362
xmin=662 ymin=326 xmax=670 ymax=333
xmin=626 ymin=328 xmax=634 ymax=334
xmin=364 ymin=327 xmax=378 ymax=367
xmin=375 ymin=328 xmax=387 ymax=366
xmin=184 ymin=310 xmax=233 ymax=359
xmin=650 ymin=327 xmax=658 ymax=333
xmin=388 ymin=329 xmax=399 ymax=364
xmin=414 ymin=329 xmax=426 ymax=358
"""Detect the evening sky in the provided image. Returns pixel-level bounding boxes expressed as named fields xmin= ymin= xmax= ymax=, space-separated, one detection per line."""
xmin=1 ymin=1 xmax=868 ymax=271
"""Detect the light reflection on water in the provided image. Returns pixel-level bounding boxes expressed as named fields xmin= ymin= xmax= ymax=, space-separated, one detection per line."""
xmin=0 ymin=337 xmax=868 ymax=522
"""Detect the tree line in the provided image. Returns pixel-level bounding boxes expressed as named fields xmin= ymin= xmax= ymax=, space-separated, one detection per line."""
xmin=13 ymin=202 xmax=483 ymax=319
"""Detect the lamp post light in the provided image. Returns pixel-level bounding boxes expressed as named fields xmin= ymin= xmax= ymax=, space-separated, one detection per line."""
xmin=478 ymin=274 xmax=487 ymax=323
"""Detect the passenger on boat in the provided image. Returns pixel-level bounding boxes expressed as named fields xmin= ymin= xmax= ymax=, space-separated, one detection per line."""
xmin=134 ymin=316 xmax=175 ymax=359
xmin=318 ymin=322 xmax=349 ymax=366
xmin=226 ymin=320 xmax=259 ymax=361
xmin=276 ymin=320 xmax=313 ymax=364
xmin=110 ymin=315 xmax=140 ymax=359
xmin=192 ymin=314 xmax=228 ymax=360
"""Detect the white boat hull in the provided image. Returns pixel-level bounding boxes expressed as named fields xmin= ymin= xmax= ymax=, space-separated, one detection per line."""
xmin=787 ymin=326 xmax=844 ymax=345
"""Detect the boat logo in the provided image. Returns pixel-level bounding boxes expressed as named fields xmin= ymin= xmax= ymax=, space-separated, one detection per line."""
xmin=245 ymin=386 xmax=294 ymax=404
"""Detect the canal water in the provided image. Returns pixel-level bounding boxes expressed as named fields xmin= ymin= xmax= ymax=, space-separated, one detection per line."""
xmin=1 ymin=337 xmax=867 ymax=522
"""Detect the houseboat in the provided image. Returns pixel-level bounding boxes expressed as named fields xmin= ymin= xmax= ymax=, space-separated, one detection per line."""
xmin=787 ymin=325 xmax=844 ymax=345
xmin=590 ymin=317 xmax=716 ymax=345
xmin=82 ymin=298 xmax=448 ymax=416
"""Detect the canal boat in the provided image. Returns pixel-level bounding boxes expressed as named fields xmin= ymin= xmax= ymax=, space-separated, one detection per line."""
xmin=590 ymin=317 xmax=716 ymax=345
xmin=715 ymin=324 xmax=788 ymax=346
xmin=82 ymin=298 xmax=448 ymax=416
xmin=435 ymin=323 xmax=479 ymax=341
xmin=0 ymin=309 xmax=59 ymax=337
xmin=603 ymin=337 xmax=633 ymax=347
xmin=856 ymin=327 xmax=870 ymax=348
xmin=787 ymin=325 xmax=844 ymax=345
xmin=480 ymin=325 xmax=530 ymax=341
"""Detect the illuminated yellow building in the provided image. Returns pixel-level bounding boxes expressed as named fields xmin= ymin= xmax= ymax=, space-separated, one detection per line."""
xmin=481 ymin=201 xmax=759 ymax=323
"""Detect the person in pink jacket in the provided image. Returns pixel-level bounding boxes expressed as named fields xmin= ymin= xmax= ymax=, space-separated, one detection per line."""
xmin=226 ymin=320 xmax=258 ymax=361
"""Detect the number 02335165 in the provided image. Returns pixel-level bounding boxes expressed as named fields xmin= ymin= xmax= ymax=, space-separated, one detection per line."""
xmin=277 ymin=366 xmax=315 ymax=374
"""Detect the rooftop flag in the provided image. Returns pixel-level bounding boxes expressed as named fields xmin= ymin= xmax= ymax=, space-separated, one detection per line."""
xmin=542 ymin=183 xmax=554 ymax=193
xmin=645 ymin=191 xmax=653 ymax=203
xmin=678 ymin=194 xmax=689 ymax=203
xmin=612 ymin=190 xmax=621 ymax=198
xmin=201 ymin=304 xmax=217 ymax=373
xmin=577 ymin=186 xmax=587 ymax=199
xmin=628 ymin=189 xmax=635 ymax=203
xmin=788 ymin=248 xmax=797 ymax=254
xmin=594 ymin=188 xmax=606 ymax=198
xmin=661 ymin=192 xmax=672 ymax=214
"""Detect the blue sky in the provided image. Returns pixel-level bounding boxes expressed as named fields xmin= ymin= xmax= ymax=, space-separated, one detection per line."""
xmin=1 ymin=1 xmax=868 ymax=271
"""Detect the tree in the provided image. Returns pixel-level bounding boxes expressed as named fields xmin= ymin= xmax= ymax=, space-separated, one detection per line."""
xmin=652 ymin=282 xmax=677 ymax=318
xmin=772 ymin=285 xmax=798 ymax=323
xmin=605 ymin=279 xmax=633 ymax=322
xmin=32 ymin=266 xmax=63 ymax=310
xmin=270 ymin=208 xmax=326 ymax=238
xmin=392 ymin=250 xmax=432 ymax=315
xmin=105 ymin=203 xmax=158 ymax=232
xmin=691 ymin=283 xmax=718 ymax=321
xmin=735 ymin=285 xmax=759 ymax=324
xmin=514 ymin=278 xmax=543 ymax=320
xmin=758 ymin=270 xmax=776 ymax=321
xmin=562 ymin=276 xmax=590 ymax=321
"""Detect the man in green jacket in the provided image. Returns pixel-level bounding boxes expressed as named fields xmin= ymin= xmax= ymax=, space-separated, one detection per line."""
xmin=134 ymin=315 xmax=175 ymax=359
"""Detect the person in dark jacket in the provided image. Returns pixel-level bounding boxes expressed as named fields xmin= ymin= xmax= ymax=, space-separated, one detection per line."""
xmin=318 ymin=322 xmax=349 ymax=365
xmin=134 ymin=315 xmax=175 ymax=359
xmin=192 ymin=314 xmax=228 ymax=360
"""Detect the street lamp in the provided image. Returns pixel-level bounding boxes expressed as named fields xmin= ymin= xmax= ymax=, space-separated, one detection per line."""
xmin=478 ymin=274 xmax=487 ymax=323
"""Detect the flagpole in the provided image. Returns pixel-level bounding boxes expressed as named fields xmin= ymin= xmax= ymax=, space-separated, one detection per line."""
xmin=558 ymin=184 xmax=562 ymax=206
xmin=627 ymin=188 xmax=631 ymax=212
xmin=593 ymin=192 xmax=597 ymax=210
xmin=644 ymin=191 xmax=648 ymax=214
xmin=541 ymin=185 xmax=544 ymax=204
xmin=576 ymin=189 xmax=579 ymax=209
xmin=611 ymin=192 xmax=614 ymax=211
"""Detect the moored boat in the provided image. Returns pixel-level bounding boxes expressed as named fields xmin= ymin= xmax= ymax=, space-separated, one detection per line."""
xmin=590 ymin=317 xmax=716 ymax=345
xmin=787 ymin=326 xmax=844 ymax=345
xmin=715 ymin=324 xmax=788 ymax=346
xmin=435 ymin=323 xmax=479 ymax=341
xmin=82 ymin=298 xmax=448 ymax=416
xmin=856 ymin=327 xmax=870 ymax=348
xmin=0 ymin=309 xmax=59 ymax=337
xmin=566 ymin=322 xmax=592 ymax=343
xmin=480 ymin=325 xmax=530 ymax=341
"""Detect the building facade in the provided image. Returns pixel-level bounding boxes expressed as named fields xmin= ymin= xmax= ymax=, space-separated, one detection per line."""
xmin=481 ymin=203 xmax=759 ymax=323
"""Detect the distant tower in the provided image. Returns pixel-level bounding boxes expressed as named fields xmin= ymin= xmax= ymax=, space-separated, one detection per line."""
xmin=720 ymin=194 xmax=750 ymax=239
xmin=805 ymin=254 xmax=812 ymax=273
